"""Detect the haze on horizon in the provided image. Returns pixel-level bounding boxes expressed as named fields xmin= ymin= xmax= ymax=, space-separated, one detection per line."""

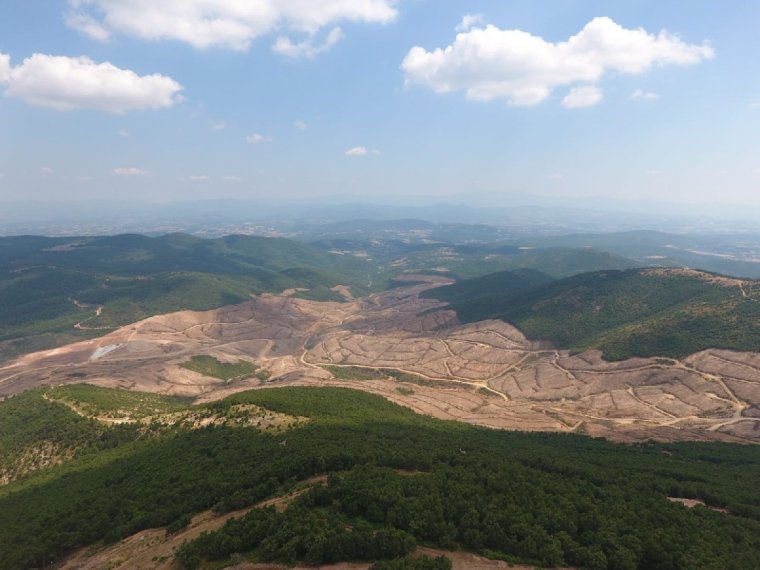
xmin=2 ymin=1 xmax=759 ymax=207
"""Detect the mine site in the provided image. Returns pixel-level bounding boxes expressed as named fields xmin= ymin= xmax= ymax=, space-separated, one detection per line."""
xmin=3 ymin=274 xmax=758 ymax=444
xmin=7 ymin=3 xmax=760 ymax=568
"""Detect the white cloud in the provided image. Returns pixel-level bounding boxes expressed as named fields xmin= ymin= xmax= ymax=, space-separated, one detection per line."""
xmin=40 ymin=166 xmax=54 ymax=175
xmin=562 ymin=85 xmax=603 ymax=109
xmin=750 ymin=100 xmax=760 ymax=110
xmin=180 ymin=175 xmax=210 ymax=181
xmin=0 ymin=53 xmax=183 ymax=113
xmin=64 ymin=11 xmax=111 ymax=42
xmin=0 ymin=53 xmax=10 ymax=83
xmin=345 ymin=146 xmax=380 ymax=156
xmin=294 ymin=120 xmax=307 ymax=130
xmin=65 ymin=0 xmax=398 ymax=51
xmin=631 ymin=89 xmax=658 ymax=101
xmin=456 ymin=14 xmax=483 ymax=33
xmin=222 ymin=175 xmax=242 ymax=182
xmin=211 ymin=120 xmax=227 ymax=130
xmin=273 ymin=27 xmax=345 ymax=59
xmin=112 ymin=167 xmax=150 ymax=176
xmin=118 ymin=129 xmax=129 ymax=137
xmin=401 ymin=17 xmax=714 ymax=107
xmin=246 ymin=133 xmax=273 ymax=144
xmin=548 ymin=173 xmax=563 ymax=180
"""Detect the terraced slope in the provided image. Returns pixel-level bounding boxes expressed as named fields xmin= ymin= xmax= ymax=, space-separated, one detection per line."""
xmin=2 ymin=275 xmax=759 ymax=443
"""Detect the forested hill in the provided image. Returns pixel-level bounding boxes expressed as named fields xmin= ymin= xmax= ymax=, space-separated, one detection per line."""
xmin=0 ymin=233 xmax=370 ymax=358
xmin=421 ymin=268 xmax=554 ymax=303
xmin=424 ymin=267 xmax=760 ymax=359
xmin=2 ymin=386 xmax=760 ymax=569
xmin=0 ymin=233 xmax=362 ymax=275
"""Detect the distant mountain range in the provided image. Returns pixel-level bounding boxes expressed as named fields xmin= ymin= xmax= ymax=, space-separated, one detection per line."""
xmin=3 ymin=199 xmax=760 ymax=236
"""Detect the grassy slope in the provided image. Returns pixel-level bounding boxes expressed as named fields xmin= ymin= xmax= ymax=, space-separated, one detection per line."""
xmin=1 ymin=387 xmax=760 ymax=569
xmin=426 ymin=268 xmax=760 ymax=359
xmin=0 ymin=233 xmax=371 ymax=350
xmin=180 ymin=355 xmax=268 ymax=381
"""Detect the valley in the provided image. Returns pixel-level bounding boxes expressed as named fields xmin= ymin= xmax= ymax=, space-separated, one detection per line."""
xmin=6 ymin=3 xmax=760 ymax=567
xmin=3 ymin=273 xmax=759 ymax=444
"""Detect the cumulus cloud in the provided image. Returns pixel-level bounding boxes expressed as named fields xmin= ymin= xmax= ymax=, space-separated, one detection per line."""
xmin=0 ymin=53 xmax=10 ymax=83
xmin=294 ymin=120 xmax=307 ymax=130
xmin=456 ymin=14 xmax=483 ymax=33
xmin=180 ymin=175 xmax=210 ymax=181
xmin=631 ymin=89 xmax=658 ymax=100
xmin=246 ymin=133 xmax=273 ymax=144
xmin=273 ymin=27 xmax=345 ymax=59
xmin=562 ymin=85 xmax=603 ymax=108
xmin=0 ymin=53 xmax=183 ymax=113
xmin=64 ymin=11 xmax=111 ymax=41
xmin=112 ymin=167 xmax=150 ymax=176
xmin=40 ymin=167 xmax=54 ymax=175
xmin=211 ymin=120 xmax=227 ymax=130
xmin=118 ymin=129 xmax=129 ymax=137
xmin=65 ymin=0 xmax=398 ymax=52
xmin=401 ymin=17 xmax=714 ymax=107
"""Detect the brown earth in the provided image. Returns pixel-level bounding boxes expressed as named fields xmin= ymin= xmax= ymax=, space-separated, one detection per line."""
xmin=2 ymin=275 xmax=759 ymax=443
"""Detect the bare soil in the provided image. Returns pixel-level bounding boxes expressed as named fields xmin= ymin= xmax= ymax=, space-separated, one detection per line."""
xmin=2 ymin=275 xmax=759 ymax=444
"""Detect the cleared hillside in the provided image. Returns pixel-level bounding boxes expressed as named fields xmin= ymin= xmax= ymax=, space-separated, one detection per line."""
xmin=0 ymin=233 xmax=643 ymax=362
xmin=425 ymin=268 xmax=760 ymax=359
xmin=0 ymin=233 xmax=370 ymax=358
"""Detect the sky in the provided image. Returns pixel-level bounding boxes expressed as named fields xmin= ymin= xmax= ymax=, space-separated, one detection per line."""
xmin=1 ymin=1 xmax=760 ymax=206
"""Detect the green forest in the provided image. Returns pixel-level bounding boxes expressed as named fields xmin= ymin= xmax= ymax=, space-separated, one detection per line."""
xmin=0 ymin=233 xmax=371 ymax=357
xmin=425 ymin=268 xmax=760 ymax=359
xmin=1 ymin=386 xmax=760 ymax=569
xmin=0 ymin=233 xmax=642 ymax=363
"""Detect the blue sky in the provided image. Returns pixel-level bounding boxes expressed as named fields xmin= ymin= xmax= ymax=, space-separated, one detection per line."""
xmin=1 ymin=1 xmax=759 ymax=206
